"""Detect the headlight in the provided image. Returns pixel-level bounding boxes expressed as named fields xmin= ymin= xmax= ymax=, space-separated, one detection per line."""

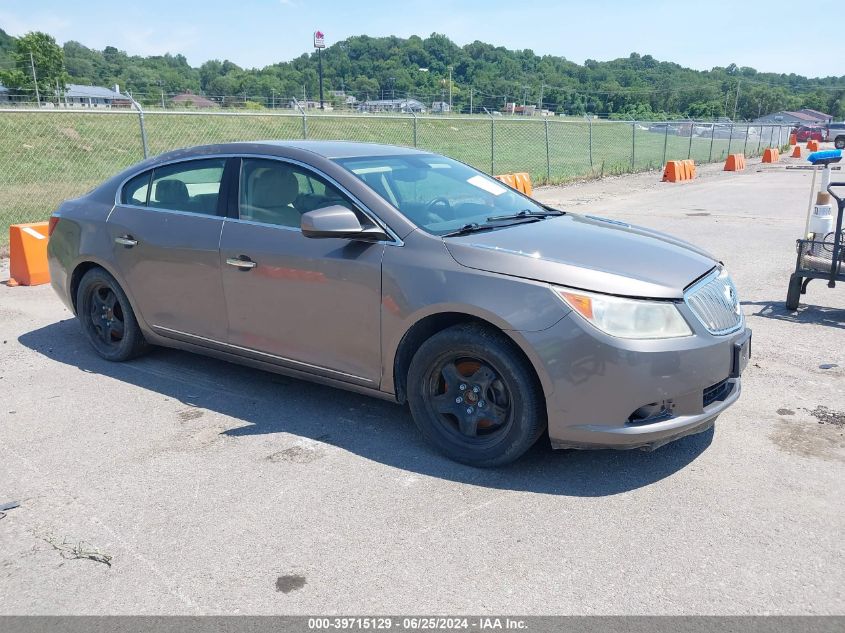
xmin=554 ymin=286 xmax=692 ymax=339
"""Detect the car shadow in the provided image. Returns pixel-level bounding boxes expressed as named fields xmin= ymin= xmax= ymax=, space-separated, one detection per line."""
xmin=19 ymin=320 xmax=713 ymax=497
xmin=746 ymin=300 xmax=845 ymax=330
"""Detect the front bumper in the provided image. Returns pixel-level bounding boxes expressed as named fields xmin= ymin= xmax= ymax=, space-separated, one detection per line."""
xmin=520 ymin=309 xmax=748 ymax=450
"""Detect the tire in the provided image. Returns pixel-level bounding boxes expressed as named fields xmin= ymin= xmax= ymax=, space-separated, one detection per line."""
xmin=76 ymin=267 xmax=148 ymax=361
xmin=785 ymin=274 xmax=802 ymax=311
xmin=835 ymin=136 xmax=845 ymax=150
xmin=406 ymin=323 xmax=546 ymax=467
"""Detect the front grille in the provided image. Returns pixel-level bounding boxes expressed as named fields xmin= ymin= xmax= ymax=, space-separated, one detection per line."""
xmin=685 ymin=268 xmax=743 ymax=335
xmin=703 ymin=378 xmax=731 ymax=407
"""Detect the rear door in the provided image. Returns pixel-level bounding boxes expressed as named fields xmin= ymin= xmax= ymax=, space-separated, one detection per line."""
xmin=107 ymin=158 xmax=232 ymax=342
xmin=218 ymin=157 xmax=385 ymax=386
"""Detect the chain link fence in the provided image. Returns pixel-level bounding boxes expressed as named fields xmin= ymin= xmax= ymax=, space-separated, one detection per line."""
xmin=0 ymin=108 xmax=792 ymax=246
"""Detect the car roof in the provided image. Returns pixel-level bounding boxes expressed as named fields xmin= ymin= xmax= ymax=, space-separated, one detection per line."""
xmin=251 ymin=140 xmax=429 ymax=159
xmin=141 ymin=140 xmax=432 ymax=169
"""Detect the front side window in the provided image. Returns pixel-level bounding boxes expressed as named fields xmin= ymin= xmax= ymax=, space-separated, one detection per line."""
xmin=147 ymin=159 xmax=226 ymax=215
xmin=239 ymin=158 xmax=355 ymax=228
xmin=334 ymin=154 xmax=550 ymax=236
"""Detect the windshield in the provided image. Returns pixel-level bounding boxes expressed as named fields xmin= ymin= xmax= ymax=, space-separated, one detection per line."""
xmin=334 ymin=154 xmax=553 ymax=236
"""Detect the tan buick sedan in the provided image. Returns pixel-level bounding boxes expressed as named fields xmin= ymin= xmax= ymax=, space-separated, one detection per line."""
xmin=48 ymin=141 xmax=749 ymax=466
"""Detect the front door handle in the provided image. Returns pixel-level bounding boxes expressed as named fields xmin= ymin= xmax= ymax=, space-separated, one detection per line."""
xmin=114 ymin=235 xmax=138 ymax=247
xmin=226 ymin=256 xmax=257 ymax=270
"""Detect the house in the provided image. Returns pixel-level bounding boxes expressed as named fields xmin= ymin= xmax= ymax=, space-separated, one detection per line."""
xmin=0 ymin=84 xmax=8 ymax=103
xmin=358 ymin=98 xmax=425 ymax=113
xmin=60 ymin=84 xmax=131 ymax=108
xmin=171 ymin=92 xmax=217 ymax=108
xmin=431 ymin=101 xmax=451 ymax=114
xmin=754 ymin=109 xmax=832 ymax=126
xmin=502 ymin=102 xmax=539 ymax=116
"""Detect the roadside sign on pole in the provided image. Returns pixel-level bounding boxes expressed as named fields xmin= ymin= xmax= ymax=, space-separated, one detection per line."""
xmin=314 ymin=31 xmax=326 ymax=49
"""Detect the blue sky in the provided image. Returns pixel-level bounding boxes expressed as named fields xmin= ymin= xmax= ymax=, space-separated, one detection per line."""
xmin=1 ymin=0 xmax=837 ymax=77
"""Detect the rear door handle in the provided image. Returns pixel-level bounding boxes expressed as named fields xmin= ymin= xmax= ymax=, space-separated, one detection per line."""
xmin=114 ymin=235 xmax=138 ymax=247
xmin=226 ymin=256 xmax=257 ymax=270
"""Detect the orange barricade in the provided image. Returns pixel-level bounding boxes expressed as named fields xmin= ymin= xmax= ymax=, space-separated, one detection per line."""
xmin=762 ymin=148 xmax=780 ymax=163
xmin=789 ymin=133 xmax=797 ymax=145
xmin=724 ymin=154 xmax=746 ymax=171
xmin=791 ymin=146 xmax=802 ymax=158
xmin=494 ymin=173 xmax=517 ymax=188
xmin=807 ymin=140 xmax=820 ymax=152
xmin=8 ymin=222 xmax=50 ymax=286
xmin=513 ymin=172 xmax=533 ymax=196
xmin=683 ymin=159 xmax=696 ymax=179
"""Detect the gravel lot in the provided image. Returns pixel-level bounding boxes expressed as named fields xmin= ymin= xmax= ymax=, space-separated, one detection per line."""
xmin=1 ymin=155 xmax=843 ymax=615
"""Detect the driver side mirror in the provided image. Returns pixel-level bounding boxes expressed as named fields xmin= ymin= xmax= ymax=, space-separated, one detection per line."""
xmin=301 ymin=205 xmax=388 ymax=241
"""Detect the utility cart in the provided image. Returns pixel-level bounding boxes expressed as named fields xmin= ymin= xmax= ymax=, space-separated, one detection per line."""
xmin=786 ymin=149 xmax=845 ymax=310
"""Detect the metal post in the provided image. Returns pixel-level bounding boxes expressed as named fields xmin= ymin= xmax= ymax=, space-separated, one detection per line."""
xmin=727 ymin=123 xmax=734 ymax=156
xmin=588 ymin=116 xmax=593 ymax=169
xmin=491 ymin=114 xmax=495 ymax=174
xmin=757 ymin=125 xmax=762 ymax=154
xmin=743 ymin=124 xmax=750 ymax=156
xmin=411 ymin=111 xmax=417 ymax=147
xmin=544 ymin=117 xmax=551 ymax=181
xmin=631 ymin=121 xmax=636 ymax=171
xmin=128 ymin=95 xmax=148 ymax=159
xmin=662 ymin=121 xmax=669 ymax=166
xmin=688 ymin=121 xmax=694 ymax=159
xmin=708 ymin=122 xmax=716 ymax=163
xmin=293 ymin=98 xmax=308 ymax=139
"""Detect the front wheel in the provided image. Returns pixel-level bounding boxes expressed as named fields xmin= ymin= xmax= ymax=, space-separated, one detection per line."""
xmin=835 ymin=136 xmax=845 ymax=150
xmin=407 ymin=324 xmax=546 ymax=467
xmin=76 ymin=267 xmax=148 ymax=361
xmin=785 ymin=274 xmax=802 ymax=311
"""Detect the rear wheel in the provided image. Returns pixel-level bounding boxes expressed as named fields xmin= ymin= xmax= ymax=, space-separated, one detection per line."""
xmin=785 ymin=274 xmax=802 ymax=311
xmin=407 ymin=324 xmax=546 ymax=467
xmin=76 ymin=268 xmax=148 ymax=361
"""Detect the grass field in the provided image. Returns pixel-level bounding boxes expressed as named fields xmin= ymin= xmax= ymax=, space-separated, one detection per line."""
xmin=0 ymin=109 xmax=789 ymax=246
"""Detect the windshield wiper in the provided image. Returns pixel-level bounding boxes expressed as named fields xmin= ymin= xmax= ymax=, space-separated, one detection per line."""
xmin=486 ymin=209 xmax=562 ymax=222
xmin=441 ymin=223 xmax=493 ymax=237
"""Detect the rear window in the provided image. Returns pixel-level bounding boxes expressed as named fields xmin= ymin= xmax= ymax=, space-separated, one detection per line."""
xmin=121 ymin=171 xmax=151 ymax=205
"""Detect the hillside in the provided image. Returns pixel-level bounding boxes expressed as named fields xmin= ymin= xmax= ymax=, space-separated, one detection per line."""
xmin=6 ymin=29 xmax=845 ymax=119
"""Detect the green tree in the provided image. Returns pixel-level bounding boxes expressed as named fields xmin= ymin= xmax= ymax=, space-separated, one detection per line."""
xmin=0 ymin=32 xmax=67 ymax=103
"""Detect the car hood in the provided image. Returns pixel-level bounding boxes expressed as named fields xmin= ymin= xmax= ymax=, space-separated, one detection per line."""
xmin=443 ymin=213 xmax=717 ymax=299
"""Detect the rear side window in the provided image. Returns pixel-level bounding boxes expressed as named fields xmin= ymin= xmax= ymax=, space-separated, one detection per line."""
xmin=148 ymin=159 xmax=226 ymax=215
xmin=121 ymin=171 xmax=151 ymax=205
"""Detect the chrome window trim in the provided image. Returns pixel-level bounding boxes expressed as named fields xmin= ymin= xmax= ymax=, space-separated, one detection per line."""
xmin=114 ymin=152 xmax=403 ymax=246
xmin=151 ymin=325 xmax=374 ymax=383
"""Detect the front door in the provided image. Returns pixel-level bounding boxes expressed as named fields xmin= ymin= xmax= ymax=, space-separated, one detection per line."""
xmin=219 ymin=158 xmax=385 ymax=387
xmin=107 ymin=158 xmax=231 ymax=342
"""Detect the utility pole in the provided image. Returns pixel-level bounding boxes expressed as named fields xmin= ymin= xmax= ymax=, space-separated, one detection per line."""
xmin=538 ymin=83 xmax=544 ymax=110
xmin=447 ymin=66 xmax=453 ymax=112
xmin=469 ymin=88 xmax=473 ymax=115
xmin=29 ymin=51 xmax=40 ymax=106
xmin=733 ymin=80 xmax=741 ymax=121
xmin=271 ymin=88 xmax=275 ymax=109
xmin=161 ymin=89 xmax=165 ymax=109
